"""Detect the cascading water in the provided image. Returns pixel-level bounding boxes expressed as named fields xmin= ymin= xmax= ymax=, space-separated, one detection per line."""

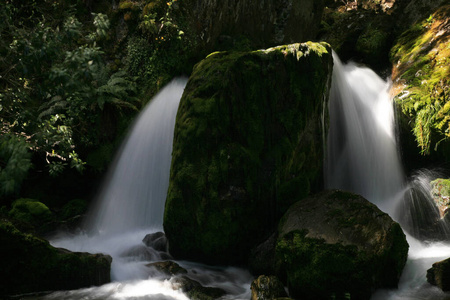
xmin=325 ymin=52 xmax=405 ymax=214
xmin=326 ymin=52 xmax=450 ymax=299
xmin=85 ymin=78 xmax=188 ymax=234
xmin=39 ymin=78 xmax=252 ymax=300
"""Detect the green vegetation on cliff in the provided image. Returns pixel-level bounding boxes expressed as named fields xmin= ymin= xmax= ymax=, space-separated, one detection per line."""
xmin=391 ymin=5 xmax=450 ymax=156
xmin=164 ymin=42 xmax=333 ymax=265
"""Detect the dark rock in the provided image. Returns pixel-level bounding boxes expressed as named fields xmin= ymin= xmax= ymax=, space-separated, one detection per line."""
xmin=251 ymin=275 xmax=288 ymax=300
xmin=120 ymin=244 xmax=163 ymax=261
xmin=164 ymin=42 xmax=333 ymax=265
xmin=0 ymin=219 xmax=111 ymax=297
xmin=248 ymin=233 xmax=279 ymax=276
xmin=170 ymin=276 xmax=226 ymax=300
xmin=143 ymin=231 xmax=169 ymax=252
xmin=427 ymin=257 xmax=450 ymax=291
xmin=146 ymin=261 xmax=188 ymax=278
xmin=275 ymin=190 xmax=409 ymax=300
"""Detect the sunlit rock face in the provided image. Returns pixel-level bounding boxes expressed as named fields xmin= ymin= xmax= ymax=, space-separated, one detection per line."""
xmin=164 ymin=42 xmax=333 ymax=265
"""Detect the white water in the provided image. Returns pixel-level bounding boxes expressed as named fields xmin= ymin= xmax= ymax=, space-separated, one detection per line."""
xmin=85 ymin=78 xmax=187 ymax=233
xmin=326 ymin=53 xmax=450 ymax=299
xmin=37 ymin=78 xmax=252 ymax=300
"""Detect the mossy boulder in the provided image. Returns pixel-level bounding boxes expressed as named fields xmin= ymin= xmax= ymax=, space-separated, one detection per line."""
xmin=427 ymin=257 xmax=450 ymax=291
xmin=391 ymin=4 xmax=450 ymax=160
xmin=0 ymin=219 xmax=111 ymax=296
xmin=164 ymin=42 xmax=333 ymax=265
xmin=275 ymin=190 xmax=408 ymax=300
xmin=9 ymin=198 xmax=53 ymax=229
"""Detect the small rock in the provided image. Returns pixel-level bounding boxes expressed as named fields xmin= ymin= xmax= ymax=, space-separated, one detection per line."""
xmin=251 ymin=275 xmax=287 ymax=300
xmin=427 ymin=257 xmax=450 ymax=291
xmin=143 ymin=232 xmax=169 ymax=252
xmin=170 ymin=276 xmax=226 ymax=300
xmin=146 ymin=261 xmax=188 ymax=277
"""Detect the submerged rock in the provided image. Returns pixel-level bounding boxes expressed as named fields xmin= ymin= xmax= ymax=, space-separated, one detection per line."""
xmin=164 ymin=42 xmax=333 ymax=265
xmin=274 ymin=190 xmax=408 ymax=300
xmin=146 ymin=260 xmax=188 ymax=278
xmin=0 ymin=219 xmax=111 ymax=296
xmin=170 ymin=276 xmax=226 ymax=300
xmin=251 ymin=275 xmax=288 ymax=300
xmin=427 ymin=257 xmax=450 ymax=291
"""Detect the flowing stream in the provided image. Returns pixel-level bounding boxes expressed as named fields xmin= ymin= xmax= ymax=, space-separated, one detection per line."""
xmin=30 ymin=55 xmax=450 ymax=300
xmin=326 ymin=53 xmax=450 ymax=300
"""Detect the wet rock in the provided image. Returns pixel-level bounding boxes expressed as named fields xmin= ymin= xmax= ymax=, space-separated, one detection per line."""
xmin=427 ymin=257 xmax=450 ymax=291
xmin=170 ymin=276 xmax=226 ymax=300
xmin=275 ymin=190 xmax=409 ymax=300
xmin=143 ymin=231 xmax=169 ymax=252
xmin=164 ymin=42 xmax=333 ymax=265
xmin=0 ymin=219 xmax=111 ymax=296
xmin=146 ymin=261 xmax=188 ymax=278
xmin=251 ymin=275 xmax=288 ymax=300
xmin=120 ymin=244 xmax=163 ymax=261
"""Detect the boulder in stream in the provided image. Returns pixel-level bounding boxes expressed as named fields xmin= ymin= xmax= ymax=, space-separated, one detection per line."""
xmin=427 ymin=257 xmax=450 ymax=291
xmin=251 ymin=190 xmax=409 ymax=300
xmin=164 ymin=41 xmax=333 ymax=265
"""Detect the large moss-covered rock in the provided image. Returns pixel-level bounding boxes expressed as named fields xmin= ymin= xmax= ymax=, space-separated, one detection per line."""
xmin=0 ymin=219 xmax=111 ymax=296
xmin=275 ymin=190 xmax=408 ymax=300
xmin=164 ymin=42 xmax=333 ymax=265
xmin=391 ymin=4 xmax=450 ymax=160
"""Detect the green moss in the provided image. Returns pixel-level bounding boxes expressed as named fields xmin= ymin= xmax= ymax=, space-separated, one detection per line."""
xmin=164 ymin=42 xmax=333 ymax=264
xmin=276 ymin=230 xmax=366 ymax=300
xmin=9 ymin=198 xmax=53 ymax=226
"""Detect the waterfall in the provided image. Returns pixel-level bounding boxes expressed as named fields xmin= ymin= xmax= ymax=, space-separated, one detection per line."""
xmin=325 ymin=52 xmax=405 ymax=214
xmin=46 ymin=77 xmax=253 ymax=300
xmin=326 ymin=53 xmax=450 ymax=299
xmin=85 ymin=78 xmax=188 ymax=234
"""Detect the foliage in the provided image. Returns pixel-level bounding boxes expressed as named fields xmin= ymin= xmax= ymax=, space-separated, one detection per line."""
xmin=123 ymin=0 xmax=193 ymax=94
xmin=0 ymin=134 xmax=32 ymax=197
xmin=0 ymin=2 xmax=138 ymax=176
